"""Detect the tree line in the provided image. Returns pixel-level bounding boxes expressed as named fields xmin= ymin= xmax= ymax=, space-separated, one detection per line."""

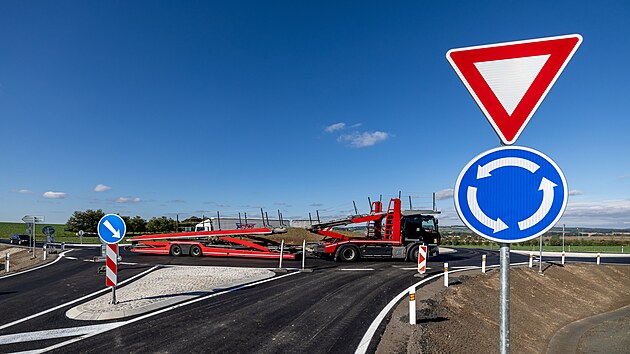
xmin=66 ymin=209 xmax=203 ymax=235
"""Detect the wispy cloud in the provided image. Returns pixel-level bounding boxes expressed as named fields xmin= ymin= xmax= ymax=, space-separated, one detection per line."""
xmin=15 ymin=189 xmax=34 ymax=194
xmin=561 ymin=199 xmax=630 ymax=227
xmin=166 ymin=199 xmax=186 ymax=204
xmin=435 ymin=189 xmax=454 ymax=200
xmin=310 ymin=203 xmax=324 ymax=207
xmin=115 ymin=197 xmax=142 ymax=203
xmin=620 ymin=174 xmax=630 ymax=179
xmin=43 ymin=191 xmax=67 ymax=199
xmin=568 ymin=189 xmax=583 ymax=196
xmin=94 ymin=184 xmax=112 ymax=192
xmin=337 ymin=131 xmax=389 ymax=147
xmin=325 ymin=122 xmax=346 ymax=133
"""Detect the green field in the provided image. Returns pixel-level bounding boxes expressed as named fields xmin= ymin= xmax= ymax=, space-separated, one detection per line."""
xmin=451 ymin=244 xmax=626 ymax=254
xmin=0 ymin=222 xmax=134 ymax=244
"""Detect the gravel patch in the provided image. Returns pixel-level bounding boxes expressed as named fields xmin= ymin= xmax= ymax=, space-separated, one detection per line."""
xmin=67 ymin=266 xmax=275 ymax=320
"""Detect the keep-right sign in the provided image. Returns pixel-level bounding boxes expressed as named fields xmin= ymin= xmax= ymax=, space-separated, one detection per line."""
xmin=447 ymin=34 xmax=582 ymax=145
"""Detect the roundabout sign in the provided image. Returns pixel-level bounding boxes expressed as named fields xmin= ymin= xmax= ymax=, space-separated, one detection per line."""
xmin=454 ymin=146 xmax=568 ymax=243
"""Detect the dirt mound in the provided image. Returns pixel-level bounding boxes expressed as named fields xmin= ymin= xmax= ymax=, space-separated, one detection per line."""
xmin=0 ymin=245 xmax=56 ymax=275
xmin=378 ymin=264 xmax=630 ymax=353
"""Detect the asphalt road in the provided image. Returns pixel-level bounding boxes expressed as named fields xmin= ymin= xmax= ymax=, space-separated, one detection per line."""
xmin=0 ymin=247 xmax=624 ymax=353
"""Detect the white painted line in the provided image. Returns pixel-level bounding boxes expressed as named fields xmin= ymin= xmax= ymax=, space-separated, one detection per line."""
xmin=0 ymin=323 xmax=121 ymax=345
xmin=0 ymin=265 xmax=160 ymax=330
xmin=339 ymin=268 xmax=375 ymax=271
xmin=0 ymin=250 xmax=73 ymax=280
xmin=30 ymin=271 xmax=301 ymax=353
xmin=65 ymin=256 xmax=78 ymax=260
xmin=354 ymin=262 xmax=528 ymax=354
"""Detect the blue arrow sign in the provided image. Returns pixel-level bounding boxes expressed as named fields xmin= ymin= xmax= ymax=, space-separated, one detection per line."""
xmin=454 ymin=146 xmax=567 ymax=243
xmin=98 ymin=214 xmax=127 ymax=244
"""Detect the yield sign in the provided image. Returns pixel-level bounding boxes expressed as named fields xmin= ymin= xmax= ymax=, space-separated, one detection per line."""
xmin=447 ymin=34 xmax=582 ymax=145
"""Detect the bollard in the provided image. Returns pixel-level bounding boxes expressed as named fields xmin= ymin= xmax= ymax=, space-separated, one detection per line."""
xmin=43 ymin=245 xmax=47 ymax=261
xmin=301 ymin=240 xmax=306 ymax=270
xmin=4 ymin=253 xmax=9 ymax=273
xmin=278 ymin=240 xmax=285 ymax=269
xmin=529 ymin=252 xmax=533 ymax=268
xmin=597 ymin=253 xmax=601 ymax=265
xmin=444 ymin=262 xmax=449 ymax=287
xmin=482 ymin=254 xmax=487 ymax=273
xmin=409 ymin=286 xmax=416 ymax=324
xmin=561 ymin=251 xmax=565 ymax=265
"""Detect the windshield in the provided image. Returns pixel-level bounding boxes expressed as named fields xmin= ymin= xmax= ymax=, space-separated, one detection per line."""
xmin=422 ymin=218 xmax=436 ymax=231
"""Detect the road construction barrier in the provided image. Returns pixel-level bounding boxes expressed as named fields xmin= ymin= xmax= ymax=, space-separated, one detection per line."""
xmin=444 ymin=263 xmax=449 ymax=287
xmin=561 ymin=251 xmax=565 ymax=265
xmin=409 ymin=286 xmax=416 ymax=324
xmin=482 ymin=255 xmax=486 ymax=273
xmin=4 ymin=253 xmax=8 ymax=273
xmin=597 ymin=253 xmax=601 ymax=265
xmin=529 ymin=252 xmax=533 ymax=268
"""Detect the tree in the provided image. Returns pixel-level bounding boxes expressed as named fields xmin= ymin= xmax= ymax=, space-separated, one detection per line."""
xmin=67 ymin=209 xmax=105 ymax=233
xmin=147 ymin=216 xmax=176 ymax=233
xmin=128 ymin=216 xmax=147 ymax=234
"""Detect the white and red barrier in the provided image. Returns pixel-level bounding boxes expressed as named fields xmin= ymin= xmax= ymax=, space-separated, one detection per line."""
xmin=106 ymin=244 xmax=118 ymax=287
xmin=417 ymin=245 xmax=427 ymax=274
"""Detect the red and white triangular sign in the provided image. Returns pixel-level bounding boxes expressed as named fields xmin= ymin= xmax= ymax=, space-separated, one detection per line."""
xmin=447 ymin=34 xmax=582 ymax=145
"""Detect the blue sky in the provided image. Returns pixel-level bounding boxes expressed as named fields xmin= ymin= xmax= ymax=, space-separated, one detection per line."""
xmin=1 ymin=1 xmax=629 ymax=228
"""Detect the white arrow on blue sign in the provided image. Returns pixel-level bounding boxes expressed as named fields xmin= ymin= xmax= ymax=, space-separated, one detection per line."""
xmin=98 ymin=214 xmax=127 ymax=244
xmin=454 ymin=146 xmax=568 ymax=243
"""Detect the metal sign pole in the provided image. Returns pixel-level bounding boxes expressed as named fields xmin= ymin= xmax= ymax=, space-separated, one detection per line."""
xmin=499 ymin=243 xmax=510 ymax=354
xmin=539 ymin=235 xmax=543 ymax=274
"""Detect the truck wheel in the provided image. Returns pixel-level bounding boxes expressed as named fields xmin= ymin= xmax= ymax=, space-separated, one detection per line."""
xmin=338 ymin=246 xmax=360 ymax=262
xmin=190 ymin=245 xmax=202 ymax=257
xmin=408 ymin=245 xmax=419 ymax=262
xmin=170 ymin=245 xmax=183 ymax=257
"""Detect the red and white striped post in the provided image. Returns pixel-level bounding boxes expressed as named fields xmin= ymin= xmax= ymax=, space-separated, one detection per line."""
xmin=106 ymin=243 xmax=118 ymax=304
xmin=417 ymin=245 xmax=427 ymax=275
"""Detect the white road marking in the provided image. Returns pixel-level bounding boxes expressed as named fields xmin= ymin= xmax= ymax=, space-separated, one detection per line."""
xmin=399 ymin=267 xmax=432 ymax=271
xmin=0 ymin=323 xmax=121 ymax=345
xmin=0 ymin=250 xmax=73 ymax=280
xmin=354 ymin=261 xmax=529 ymax=354
xmin=0 ymin=265 xmax=160 ymax=330
xmin=64 ymin=256 xmax=78 ymax=260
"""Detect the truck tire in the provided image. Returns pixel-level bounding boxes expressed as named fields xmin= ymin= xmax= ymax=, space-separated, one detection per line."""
xmin=407 ymin=244 xmax=419 ymax=262
xmin=338 ymin=245 xmax=360 ymax=262
xmin=170 ymin=245 xmax=183 ymax=257
xmin=190 ymin=245 xmax=202 ymax=257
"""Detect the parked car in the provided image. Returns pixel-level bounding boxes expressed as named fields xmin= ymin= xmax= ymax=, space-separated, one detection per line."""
xmin=9 ymin=234 xmax=32 ymax=245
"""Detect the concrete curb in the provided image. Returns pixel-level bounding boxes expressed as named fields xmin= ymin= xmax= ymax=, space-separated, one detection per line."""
xmin=512 ymin=250 xmax=630 ymax=258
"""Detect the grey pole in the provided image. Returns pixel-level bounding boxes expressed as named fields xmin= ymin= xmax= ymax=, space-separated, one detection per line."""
xmin=562 ymin=224 xmax=565 ymax=253
xmin=538 ymin=235 xmax=543 ymax=274
xmin=32 ymin=221 xmax=37 ymax=258
xmin=499 ymin=243 xmax=510 ymax=354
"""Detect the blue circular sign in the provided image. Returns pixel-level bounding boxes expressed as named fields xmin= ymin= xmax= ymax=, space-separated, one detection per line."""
xmin=454 ymin=146 xmax=568 ymax=243
xmin=98 ymin=214 xmax=127 ymax=244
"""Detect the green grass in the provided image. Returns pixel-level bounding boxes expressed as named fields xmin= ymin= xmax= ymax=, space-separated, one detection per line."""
xmin=0 ymin=222 xmax=134 ymax=244
xmin=450 ymin=244 xmax=627 ymax=253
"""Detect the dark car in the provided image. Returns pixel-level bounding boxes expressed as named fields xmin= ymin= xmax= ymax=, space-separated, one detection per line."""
xmin=9 ymin=234 xmax=32 ymax=245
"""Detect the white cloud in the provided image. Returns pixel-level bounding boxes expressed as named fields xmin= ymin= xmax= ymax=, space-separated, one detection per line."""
xmin=16 ymin=189 xmax=34 ymax=194
xmin=350 ymin=123 xmax=362 ymax=128
xmin=337 ymin=131 xmax=389 ymax=147
xmin=568 ymin=189 xmax=583 ymax=196
xmin=435 ymin=188 xmax=454 ymax=200
xmin=43 ymin=191 xmax=67 ymax=199
xmin=116 ymin=197 xmax=142 ymax=203
xmin=620 ymin=174 xmax=630 ymax=179
xmin=561 ymin=199 xmax=630 ymax=227
xmin=94 ymin=184 xmax=112 ymax=192
xmin=325 ymin=122 xmax=346 ymax=133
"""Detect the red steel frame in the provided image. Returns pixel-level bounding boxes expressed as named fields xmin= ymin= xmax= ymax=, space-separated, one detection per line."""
xmin=129 ymin=227 xmax=297 ymax=260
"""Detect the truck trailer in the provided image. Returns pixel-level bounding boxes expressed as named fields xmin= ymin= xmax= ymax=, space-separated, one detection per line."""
xmin=307 ymin=198 xmax=441 ymax=262
xmin=128 ymin=227 xmax=300 ymax=260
